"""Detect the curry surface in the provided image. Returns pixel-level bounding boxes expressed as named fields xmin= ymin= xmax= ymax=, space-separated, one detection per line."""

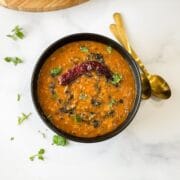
xmin=37 ymin=41 xmax=135 ymax=138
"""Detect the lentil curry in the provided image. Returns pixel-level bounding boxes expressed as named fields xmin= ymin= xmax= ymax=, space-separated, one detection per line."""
xmin=37 ymin=41 xmax=135 ymax=138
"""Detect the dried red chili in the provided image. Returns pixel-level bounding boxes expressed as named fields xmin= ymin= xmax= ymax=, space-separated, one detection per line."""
xmin=59 ymin=61 xmax=112 ymax=85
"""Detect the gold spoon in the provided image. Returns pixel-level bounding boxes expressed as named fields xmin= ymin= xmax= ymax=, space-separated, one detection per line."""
xmin=110 ymin=23 xmax=151 ymax=99
xmin=111 ymin=13 xmax=171 ymax=99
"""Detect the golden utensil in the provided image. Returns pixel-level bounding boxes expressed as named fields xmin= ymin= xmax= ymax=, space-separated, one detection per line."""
xmin=109 ymin=23 xmax=151 ymax=99
xmin=111 ymin=13 xmax=171 ymax=99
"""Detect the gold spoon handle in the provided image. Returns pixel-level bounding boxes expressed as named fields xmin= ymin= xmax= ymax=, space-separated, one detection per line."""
xmin=113 ymin=13 xmax=131 ymax=52
xmin=112 ymin=13 xmax=150 ymax=77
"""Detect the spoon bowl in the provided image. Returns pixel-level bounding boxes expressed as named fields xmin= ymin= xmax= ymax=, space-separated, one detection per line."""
xmin=149 ymin=75 xmax=171 ymax=99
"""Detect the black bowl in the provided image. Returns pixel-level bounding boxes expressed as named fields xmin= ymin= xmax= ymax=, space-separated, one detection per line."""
xmin=31 ymin=33 xmax=142 ymax=143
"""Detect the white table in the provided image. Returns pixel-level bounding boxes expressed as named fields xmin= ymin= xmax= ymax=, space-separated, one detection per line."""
xmin=0 ymin=0 xmax=180 ymax=179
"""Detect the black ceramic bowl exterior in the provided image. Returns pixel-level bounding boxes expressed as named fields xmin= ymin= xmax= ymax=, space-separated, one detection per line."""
xmin=31 ymin=33 xmax=142 ymax=143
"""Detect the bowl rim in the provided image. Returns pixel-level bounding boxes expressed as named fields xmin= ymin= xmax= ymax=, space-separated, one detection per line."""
xmin=31 ymin=33 xmax=142 ymax=143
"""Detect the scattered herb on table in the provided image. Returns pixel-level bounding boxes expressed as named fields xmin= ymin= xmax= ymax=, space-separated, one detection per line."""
xmin=111 ymin=73 xmax=122 ymax=85
xmin=52 ymin=135 xmax=67 ymax=146
xmin=10 ymin=137 xmax=15 ymax=141
xmin=38 ymin=130 xmax=46 ymax=138
xmin=17 ymin=93 xmax=21 ymax=101
xmin=7 ymin=25 xmax=25 ymax=40
xmin=29 ymin=148 xmax=45 ymax=161
xmin=4 ymin=57 xmax=23 ymax=66
xmin=80 ymin=46 xmax=89 ymax=53
xmin=50 ymin=67 xmax=62 ymax=77
xmin=18 ymin=112 xmax=32 ymax=125
xmin=106 ymin=46 xmax=112 ymax=54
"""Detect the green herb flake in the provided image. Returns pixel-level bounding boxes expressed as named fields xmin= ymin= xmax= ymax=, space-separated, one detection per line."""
xmin=7 ymin=25 xmax=25 ymax=40
xmin=52 ymin=135 xmax=67 ymax=146
xmin=109 ymin=98 xmax=117 ymax=108
xmin=17 ymin=94 xmax=21 ymax=101
xmin=4 ymin=57 xmax=23 ymax=66
xmin=111 ymin=73 xmax=122 ymax=85
xmin=51 ymin=92 xmax=58 ymax=100
xmin=10 ymin=137 xmax=14 ymax=141
xmin=50 ymin=67 xmax=62 ymax=77
xmin=80 ymin=46 xmax=89 ymax=53
xmin=106 ymin=46 xmax=112 ymax=54
xmin=79 ymin=92 xmax=88 ymax=100
xmin=18 ymin=112 xmax=32 ymax=125
xmin=29 ymin=148 xmax=45 ymax=161
xmin=38 ymin=130 xmax=46 ymax=138
xmin=72 ymin=114 xmax=83 ymax=123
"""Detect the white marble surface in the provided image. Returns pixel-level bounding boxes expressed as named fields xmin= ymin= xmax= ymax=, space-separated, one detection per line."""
xmin=0 ymin=0 xmax=180 ymax=179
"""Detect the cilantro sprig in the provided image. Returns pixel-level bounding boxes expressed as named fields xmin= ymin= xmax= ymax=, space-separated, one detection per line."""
xmin=4 ymin=57 xmax=23 ymax=66
xmin=18 ymin=112 xmax=32 ymax=125
xmin=29 ymin=148 xmax=45 ymax=161
xmin=7 ymin=25 xmax=25 ymax=40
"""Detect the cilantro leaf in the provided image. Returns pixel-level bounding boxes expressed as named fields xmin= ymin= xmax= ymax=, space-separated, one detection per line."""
xmin=7 ymin=25 xmax=25 ymax=40
xmin=29 ymin=148 xmax=45 ymax=161
xmin=109 ymin=98 xmax=117 ymax=108
xmin=17 ymin=94 xmax=21 ymax=101
xmin=72 ymin=114 xmax=83 ymax=123
xmin=80 ymin=46 xmax=89 ymax=53
xmin=52 ymin=135 xmax=67 ymax=146
xmin=10 ymin=137 xmax=15 ymax=141
xmin=18 ymin=112 xmax=32 ymax=125
xmin=50 ymin=67 xmax=62 ymax=77
xmin=4 ymin=57 xmax=23 ymax=66
xmin=111 ymin=73 xmax=122 ymax=85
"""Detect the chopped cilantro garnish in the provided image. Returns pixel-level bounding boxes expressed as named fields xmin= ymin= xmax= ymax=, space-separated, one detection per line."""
xmin=109 ymin=98 xmax=117 ymax=108
xmin=111 ymin=73 xmax=122 ymax=85
xmin=50 ymin=67 xmax=62 ymax=77
xmin=72 ymin=114 xmax=83 ymax=122
xmin=80 ymin=46 xmax=89 ymax=53
xmin=51 ymin=92 xmax=58 ymax=100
